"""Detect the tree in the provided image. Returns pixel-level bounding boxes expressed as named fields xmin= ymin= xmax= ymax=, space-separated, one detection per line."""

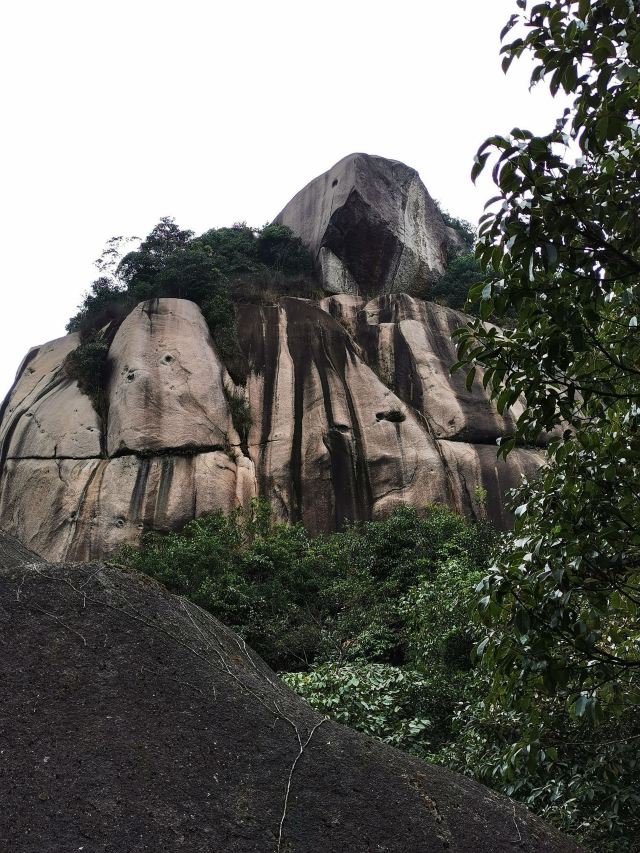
xmin=452 ymin=1 xmax=640 ymax=847
xmin=120 ymin=503 xmax=493 ymax=756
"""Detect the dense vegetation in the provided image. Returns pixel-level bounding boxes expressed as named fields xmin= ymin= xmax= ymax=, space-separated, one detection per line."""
xmin=119 ymin=496 xmax=637 ymax=849
xmin=428 ymin=203 xmax=485 ymax=311
xmin=452 ymin=0 xmax=640 ymax=849
xmin=64 ymin=221 xmax=319 ymax=394
xmin=120 ymin=503 xmax=493 ymax=757
xmin=429 ymin=252 xmax=485 ymax=312
xmin=63 ymin=204 xmax=482 ymax=408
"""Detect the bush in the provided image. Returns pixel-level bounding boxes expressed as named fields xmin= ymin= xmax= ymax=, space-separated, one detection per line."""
xmin=66 ymin=220 xmax=318 ymax=398
xmin=66 ymin=277 xmax=132 ymax=336
xmin=283 ymin=663 xmax=433 ymax=751
xmin=427 ymin=253 xmax=485 ymax=312
xmin=64 ymin=331 xmax=111 ymax=420
xmin=120 ymin=503 xmax=494 ymax=739
xmin=223 ymin=387 xmax=253 ymax=453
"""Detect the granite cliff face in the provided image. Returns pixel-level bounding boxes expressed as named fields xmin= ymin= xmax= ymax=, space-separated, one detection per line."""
xmin=0 ymin=155 xmax=544 ymax=561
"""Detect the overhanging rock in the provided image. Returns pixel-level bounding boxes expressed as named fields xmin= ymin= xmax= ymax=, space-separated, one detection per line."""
xmin=274 ymin=153 xmax=464 ymax=296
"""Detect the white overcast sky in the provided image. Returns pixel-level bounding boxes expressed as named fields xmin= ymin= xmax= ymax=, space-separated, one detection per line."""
xmin=0 ymin=0 xmax=564 ymax=399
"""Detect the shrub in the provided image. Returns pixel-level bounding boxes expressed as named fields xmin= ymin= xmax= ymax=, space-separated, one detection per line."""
xmin=64 ymin=332 xmax=111 ymax=420
xmin=120 ymin=503 xmax=494 ymax=735
xmin=427 ymin=253 xmax=485 ymax=312
xmin=282 ymin=663 xmax=433 ymax=751
xmin=224 ymin=387 xmax=253 ymax=453
xmin=66 ymin=220 xmax=318 ymax=397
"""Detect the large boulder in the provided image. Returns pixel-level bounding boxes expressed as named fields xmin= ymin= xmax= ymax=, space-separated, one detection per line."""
xmin=274 ymin=153 xmax=462 ymax=296
xmin=0 ymin=534 xmax=583 ymax=853
xmin=0 ymin=154 xmax=546 ymax=559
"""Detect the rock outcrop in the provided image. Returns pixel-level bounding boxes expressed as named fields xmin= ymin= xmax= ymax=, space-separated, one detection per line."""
xmin=0 ymin=155 xmax=545 ymax=560
xmin=0 ymin=533 xmax=583 ymax=853
xmin=275 ymin=153 xmax=463 ymax=296
xmin=107 ymin=298 xmax=239 ymax=455
xmin=0 ymin=294 xmax=542 ymax=560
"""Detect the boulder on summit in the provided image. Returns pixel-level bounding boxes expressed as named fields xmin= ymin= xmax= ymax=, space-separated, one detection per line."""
xmin=274 ymin=153 xmax=464 ymax=296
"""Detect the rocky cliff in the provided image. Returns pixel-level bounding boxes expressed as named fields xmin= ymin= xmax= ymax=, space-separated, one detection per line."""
xmin=0 ymin=155 xmax=544 ymax=561
xmin=0 ymin=531 xmax=582 ymax=852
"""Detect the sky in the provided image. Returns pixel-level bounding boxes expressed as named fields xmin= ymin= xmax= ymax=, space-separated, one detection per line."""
xmin=0 ymin=0 xmax=565 ymax=399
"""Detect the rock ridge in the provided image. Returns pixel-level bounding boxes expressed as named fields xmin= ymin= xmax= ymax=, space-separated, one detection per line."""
xmin=0 ymin=293 xmax=543 ymax=561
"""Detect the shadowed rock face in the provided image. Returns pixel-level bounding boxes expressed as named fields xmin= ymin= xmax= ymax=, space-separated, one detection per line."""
xmin=274 ymin=153 xmax=464 ymax=296
xmin=0 ymin=535 xmax=583 ymax=853
xmin=0 ymin=293 xmax=543 ymax=559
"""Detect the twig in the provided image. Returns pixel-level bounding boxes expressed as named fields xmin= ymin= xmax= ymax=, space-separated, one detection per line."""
xmin=276 ymin=719 xmax=325 ymax=853
xmin=29 ymin=602 xmax=86 ymax=646
xmin=512 ymin=802 xmax=523 ymax=845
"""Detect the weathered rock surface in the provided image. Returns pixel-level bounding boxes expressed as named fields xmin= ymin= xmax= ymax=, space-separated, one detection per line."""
xmin=107 ymin=298 xmax=239 ymax=455
xmin=274 ymin=153 xmax=461 ymax=296
xmin=239 ymin=298 xmax=450 ymax=534
xmin=0 ymin=534 xmax=583 ymax=853
xmin=0 ymin=156 xmax=546 ymax=559
xmin=0 ymin=293 xmax=543 ymax=560
xmin=321 ymin=293 xmax=527 ymax=443
xmin=0 ymin=452 xmax=256 ymax=562
xmin=0 ymin=333 xmax=101 ymax=461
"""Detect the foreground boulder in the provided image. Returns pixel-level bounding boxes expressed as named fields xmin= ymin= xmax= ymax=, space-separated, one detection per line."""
xmin=0 ymin=533 xmax=582 ymax=853
xmin=274 ymin=153 xmax=463 ymax=296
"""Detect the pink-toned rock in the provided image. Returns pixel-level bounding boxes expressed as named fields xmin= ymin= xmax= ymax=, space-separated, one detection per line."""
xmin=241 ymin=299 xmax=452 ymax=534
xmin=439 ymin=440 xmax=544 ymax=529
xmin=0 ymin=451 xmax=256 ymax=561
xmin=0 ymin=292 xmax=546 ymax=559
xmin=0 ymin=334 xmax=101 ymax=460
xmin=322 ymin=293 xmax=526 ymax=444
xmin=107 ymin=298 xmax=239 ymax=455
xmin=274 ymin=153 xmax=460 ymax=296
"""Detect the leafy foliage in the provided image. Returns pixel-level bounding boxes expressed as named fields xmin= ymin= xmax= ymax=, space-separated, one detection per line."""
xmin=283 ymin=664 xmax=433 ymax=750
xmin=450 ymin=1 xmax=640 ymax=848
xmin=428 ymin=253 xmax=485 ymax=311
xmin=67 ymin=219 xmax=317 ymax=388
xmin=427 ymin=203 xmax=484 ymax=310
xmin=435 ymin=202 xmax=476 ymax=253
xmin=442 ymin=683 xmax=640 ymax=851
xmin=223 ymin=386 xmax=253 ymax=454
xmin=63 ymin=330 xmax=112 ymax=420
xmin=120 ymin=503 xmax=493 ymax=755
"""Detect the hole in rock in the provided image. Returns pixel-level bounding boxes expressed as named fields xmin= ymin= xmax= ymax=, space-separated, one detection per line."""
xmin=332 ymin=178 xmax=338 ymax=187
xmin=161 ymin=354 xmax=174 ymax=364
xmin=331 ymin=423 xmax=350 ymax=433
xmin=114 ymin=517 xmax=126 ymax=529
xmin=376 ymin=409 xmax=406 ymax=423
xmin=126 ymin=371 xmax=136 ymax=382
